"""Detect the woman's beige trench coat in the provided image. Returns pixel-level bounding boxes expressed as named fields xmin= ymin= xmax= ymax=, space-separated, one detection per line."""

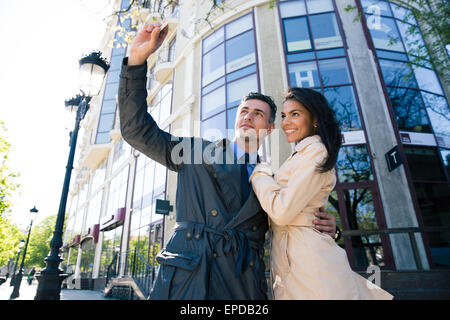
xmin=250 ymin=135 xmax=393 ymax=300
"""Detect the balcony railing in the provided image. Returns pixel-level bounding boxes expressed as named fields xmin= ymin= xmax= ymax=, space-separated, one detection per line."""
xmin=127 ymin=248 xmax=155 ymax=298
xmin=105 ymin=248 xmax=157 ymax=299
xmin=341 ymin=226 xmax=450 ymax=270
xmin=155 ymin=42 xmax=176 ymax=82
xmin=105 ymin=251 xmax=119 ymax=287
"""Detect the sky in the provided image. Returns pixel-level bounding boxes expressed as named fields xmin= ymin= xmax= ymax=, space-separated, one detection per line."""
xmin=0 ymin=0 xmax=113 ymax=230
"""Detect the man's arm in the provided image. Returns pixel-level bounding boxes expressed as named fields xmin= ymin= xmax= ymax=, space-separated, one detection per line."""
xmin=118 ymin=23 xmax=181 ymax=171
xmin=313 ymin=207 xmax=340 ymax=240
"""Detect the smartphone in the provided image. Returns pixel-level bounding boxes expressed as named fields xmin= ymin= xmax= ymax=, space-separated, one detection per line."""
xmin=159 ymin=21 xmax=168 ymax=34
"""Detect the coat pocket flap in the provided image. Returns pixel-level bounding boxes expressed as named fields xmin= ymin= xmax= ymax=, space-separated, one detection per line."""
xmin=156 ymin=250 xmax=200 ymax=271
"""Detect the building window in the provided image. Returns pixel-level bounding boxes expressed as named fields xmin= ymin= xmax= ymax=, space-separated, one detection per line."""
xmin=150 ymin=83 xmax=173 ymax=127
xmin=404 ymin=147 xmax=447 ymax=182
xmin=85 ymin=190 xmax=103 ymax=233
xmin=128 ymin=82 xmax=172 ymax=263
xmin=279 ymin=0 xmax=394 ymax=270
xmin=112 ymin=139 xmax=132 ymax=174
xmin=386 ymin=86 xmax=432 ymax=133
xmin=130 ymin=155 xmax=154 ymax=259
xmin=69 ymin=247 xmax=79 ymax=271
xmin=336 ymin=145 xmax=374 ymax=183
xmin=201 ymin=13 xmax=259 ymax=141
xmin=168 ymin=37 xmax=176 ymax=62
xmin=129 ymin=152 xmax=167 ymax=264
xmin=413 ymin=182 xmax=450 ymax=267
xmin=363 ymin=0 xmax=449 ymax=142
xmin=91 ymin=159 xmax=107 ymax=194
xmin=98 ymin=164 xmax=129 ymax=277
xmin=280 ymin=0 xmax=362 ymax=134
xmin=99 ymin=226 xmax=122 ymax=277
xmin=105 ymin=165 xmax=129 ymax=218
xmin=95 ymin=18 xmax=132 ymax=144
xmin=74 ymin=183 xmax=88 ymax=237
xmin=147 ymin=66 xmax=156 ymax=91
xmin=80 ymin=241 xmax=95 ymax=278
xmin=323 ymin=86 xmax=361 ymax=131
xmin=344 ymin=188 xmax=386 ymax=268
xmin=65 ymin=194 xmax=79 ymax=245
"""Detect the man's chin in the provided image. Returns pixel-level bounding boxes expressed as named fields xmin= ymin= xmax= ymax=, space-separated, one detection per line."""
xmin=236 ymin=129 xmax=258 ymax=141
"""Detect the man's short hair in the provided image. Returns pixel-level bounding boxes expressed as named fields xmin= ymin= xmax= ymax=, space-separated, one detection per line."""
xmin=240 ymin=92 xmax=277 ymax=123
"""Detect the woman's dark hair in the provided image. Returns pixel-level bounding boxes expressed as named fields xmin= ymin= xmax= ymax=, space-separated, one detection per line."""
xmin=284 ymin=87 xmax=341 ymax=173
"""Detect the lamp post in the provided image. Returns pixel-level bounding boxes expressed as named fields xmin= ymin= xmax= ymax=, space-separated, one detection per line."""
xmin=34 ymin=51 xmax=109 ymax=300
xmin=10 ymin=207 xmax=38 ymax=299
xmin=9 ymin=240 xmax=25 ymax=287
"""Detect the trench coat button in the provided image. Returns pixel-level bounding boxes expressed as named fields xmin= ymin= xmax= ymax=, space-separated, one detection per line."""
xmin=211 ymin=209 xmax=218 ymax=217
xmin=186 ymin=232 xmax=192 ymax=239
xmin=252 ymin=225 xmax=257 ymax=231
xmin=212 ymin=252 xmax=217 ymax=259
xmin=249 ymin=261 xmax=254 ymax=267
xmin=195 ymin=234 xmax=200 ymax=240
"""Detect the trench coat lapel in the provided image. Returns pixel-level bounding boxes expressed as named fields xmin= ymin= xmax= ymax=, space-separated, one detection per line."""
xmin=203 ymin=139 xmax=263 ymax=228
xmin=224 ymin=189 xmax=262 ymax=230
xmin=204 ymin=139 xmax=244 ymax=214
xmin=224 ymin=151 xmax=263 ymax=229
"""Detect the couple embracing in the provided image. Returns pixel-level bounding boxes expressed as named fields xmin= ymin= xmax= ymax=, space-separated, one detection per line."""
xmin=118 ymin=24 xmax=392 ymax=300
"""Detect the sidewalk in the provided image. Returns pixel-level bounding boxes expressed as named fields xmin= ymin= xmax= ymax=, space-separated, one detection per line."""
xmin=0 ymin=278 xmax=120 ymax=300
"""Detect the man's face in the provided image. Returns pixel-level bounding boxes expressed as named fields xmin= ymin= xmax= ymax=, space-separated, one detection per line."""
xmin=234 ymin=99 xmax=274 ymax=143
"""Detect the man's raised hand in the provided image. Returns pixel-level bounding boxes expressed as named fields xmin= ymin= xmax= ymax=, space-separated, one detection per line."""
xmin=128 ymin=23 xmax=168 ymax=66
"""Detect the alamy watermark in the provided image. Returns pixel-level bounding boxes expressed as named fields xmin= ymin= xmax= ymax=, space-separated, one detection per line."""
xmin=366 ymin=265 xmax=382 ymax=290
xmin=168 ymin=124 xmax=283 ymax=168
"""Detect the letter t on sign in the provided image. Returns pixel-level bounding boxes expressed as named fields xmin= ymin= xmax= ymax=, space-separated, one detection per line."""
xmin=385 ymin=145 xmax=403 ymax=172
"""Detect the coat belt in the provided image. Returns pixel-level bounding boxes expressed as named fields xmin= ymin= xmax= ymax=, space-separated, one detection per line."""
xmin=174 ymin=221 xmax=258 ymax=276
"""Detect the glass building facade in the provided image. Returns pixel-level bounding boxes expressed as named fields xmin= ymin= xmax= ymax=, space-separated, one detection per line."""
xmin=361 ymin=0 xmax=450 ymax=267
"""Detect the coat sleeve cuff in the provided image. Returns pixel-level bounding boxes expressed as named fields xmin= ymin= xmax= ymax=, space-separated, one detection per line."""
xmin=119 ymin=57 xmax=148 ymax=91
xmin=249 ymin=162 xmax=273 ymax=182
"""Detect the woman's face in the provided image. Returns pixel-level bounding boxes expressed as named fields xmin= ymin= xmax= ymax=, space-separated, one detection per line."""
xmin=281 ymin=99 xmax=315 ymax=144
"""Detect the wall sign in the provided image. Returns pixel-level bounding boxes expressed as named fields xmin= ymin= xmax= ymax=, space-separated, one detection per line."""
xmin=156 ymin=199 xmax=173 ymax=215
xmin=385 ymin=145 xmax=403 ymax=172
xmin=399 ymin=131 xmax=437 ymax=146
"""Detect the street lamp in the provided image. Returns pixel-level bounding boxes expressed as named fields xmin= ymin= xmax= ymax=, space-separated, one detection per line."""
xmin=9 ymin=240 xmax=25 ymax=287
xmin=10 ymin=207 xmax=38 ymax=299
xmin=34 ymin=51 xmax=109 ymax=300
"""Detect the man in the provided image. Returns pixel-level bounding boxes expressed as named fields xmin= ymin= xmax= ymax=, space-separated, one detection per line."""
xmin=118 ymin=23 xmax=338 ymax=299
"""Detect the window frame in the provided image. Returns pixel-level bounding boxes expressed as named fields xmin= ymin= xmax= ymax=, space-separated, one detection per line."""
xmin=336 ymin=184 xmax=396 ymax=270
xmin=200 ymin=11 xmax=261 ymax=140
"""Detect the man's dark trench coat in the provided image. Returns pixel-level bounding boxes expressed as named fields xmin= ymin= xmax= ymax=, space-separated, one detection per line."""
xmin=118 ymin=59 xmax=269 ymax=300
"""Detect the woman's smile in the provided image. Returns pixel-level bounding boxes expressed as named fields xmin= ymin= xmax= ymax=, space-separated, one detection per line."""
xmin=281 ymin=100 xmax=315 ymax=144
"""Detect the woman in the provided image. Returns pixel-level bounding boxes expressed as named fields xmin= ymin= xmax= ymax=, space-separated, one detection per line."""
xmin=249 ymin=88 xmax=393 ymax=300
